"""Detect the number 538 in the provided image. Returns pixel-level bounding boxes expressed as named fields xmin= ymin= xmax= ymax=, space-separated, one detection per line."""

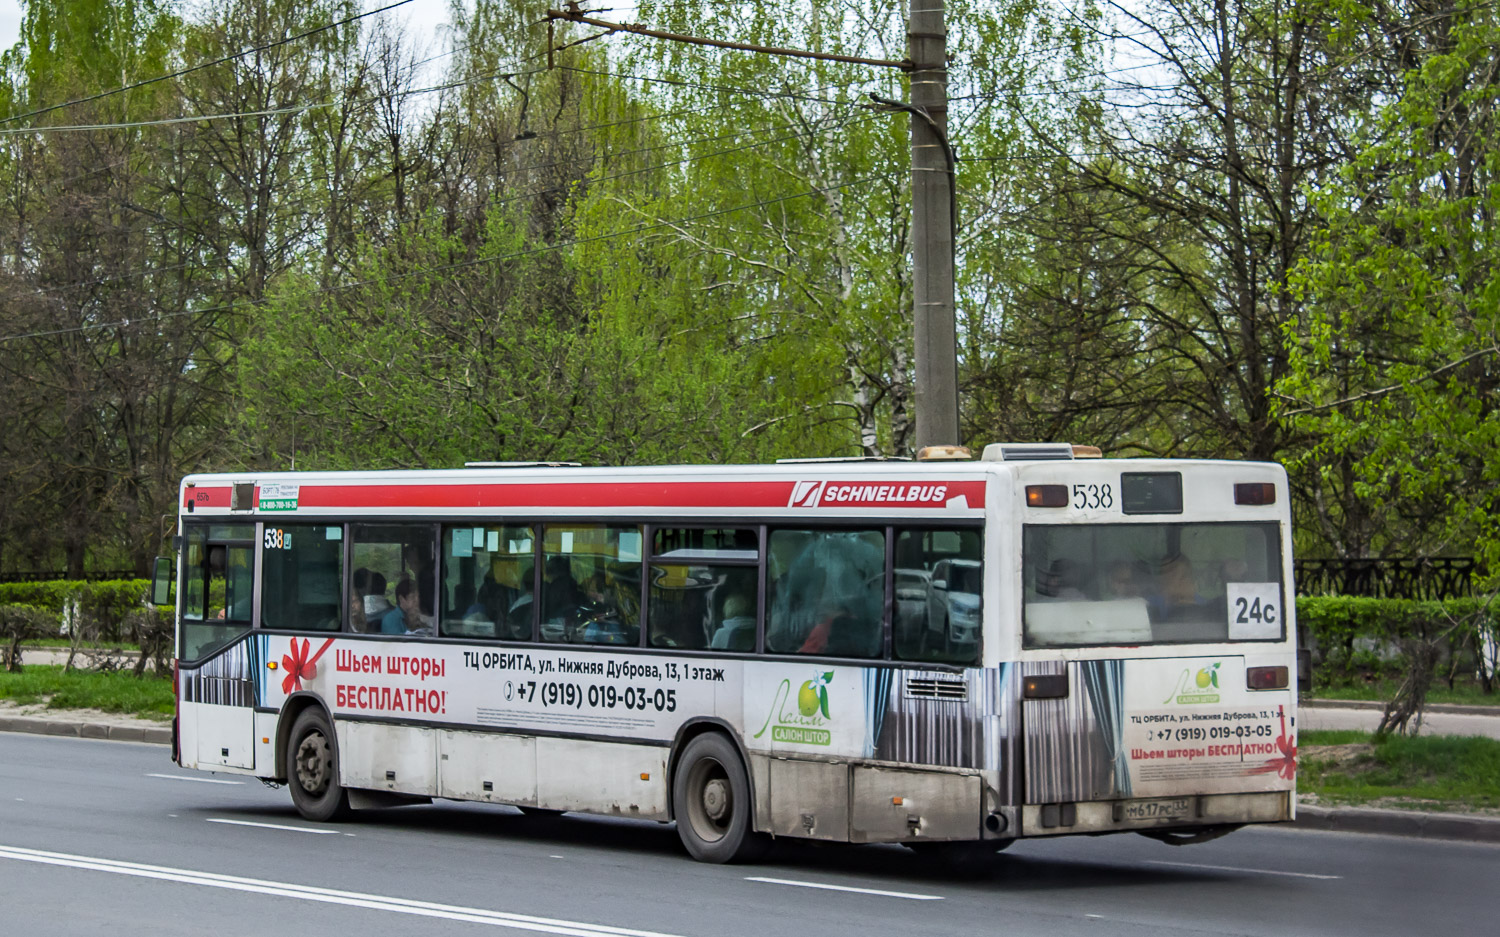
xmin=1072 ymin=483 xmax=1113 ymax=509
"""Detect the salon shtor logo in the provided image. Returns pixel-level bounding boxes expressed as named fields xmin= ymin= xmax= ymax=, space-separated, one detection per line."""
xmin=1164 ymin=661 xmax=1222 ymax=705
xmin=754 ymin=671 xmax=833 ymax=746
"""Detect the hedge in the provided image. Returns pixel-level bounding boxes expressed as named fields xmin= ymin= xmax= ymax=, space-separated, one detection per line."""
xmin=0 ymin=579 xmax=153 ymax=643
xmin=1297 ymin=596 xmax=1497 ymax=686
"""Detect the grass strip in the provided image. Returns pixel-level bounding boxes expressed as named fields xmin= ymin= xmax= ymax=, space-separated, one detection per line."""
xmin=1307 ymin=681 xmax=1500 ymax=707
xmin=1299 ymin=730 xmax=1500 ymax=810
xmin=0 ymin=665 xmax=172 ymax=720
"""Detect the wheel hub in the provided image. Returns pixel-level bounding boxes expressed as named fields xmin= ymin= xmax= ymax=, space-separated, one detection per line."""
xmin=702 ymin=778 xmax=730 ymax=821
xmin=295 ymin=732 xmax=330 ymax=795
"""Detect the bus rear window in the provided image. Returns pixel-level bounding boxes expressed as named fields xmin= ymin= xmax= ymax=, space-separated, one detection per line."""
xmin=1022 ymin=522 xmax=1282 ymax=647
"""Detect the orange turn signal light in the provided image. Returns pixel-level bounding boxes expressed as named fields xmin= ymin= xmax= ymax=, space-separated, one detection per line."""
xmin=1026 ymin=484 xmax=1068 ymax=508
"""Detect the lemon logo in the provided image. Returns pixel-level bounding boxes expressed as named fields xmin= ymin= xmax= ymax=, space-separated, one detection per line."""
xmin=1164 ymin=662 xmax=1222 ymax=705
xmin=754 ymin=671 xmax=834 ymax=746
xmin=798 ymin=674 xmax=831 ymax=718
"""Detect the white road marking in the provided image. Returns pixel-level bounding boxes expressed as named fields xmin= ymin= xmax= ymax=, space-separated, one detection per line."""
xmin=206 ymin=818 xmax=342 ymax=835
xmin=147 ymin=773 xmax=243 ymax=785
xmin=0 ymin=844 xmax=687 ymax=937
xmin=1145 ymin=860 xmax=1341 ymax=880
xmin=745 ymin=876 xmax=943 ymax=900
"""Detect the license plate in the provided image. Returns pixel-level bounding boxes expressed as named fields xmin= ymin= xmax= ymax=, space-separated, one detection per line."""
xmin=1120 ymin=797 xmax=1193 ymax=821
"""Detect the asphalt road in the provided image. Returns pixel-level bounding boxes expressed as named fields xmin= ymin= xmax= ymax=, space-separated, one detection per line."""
xmin=1 ymin=732 xmax=1495 ymax=937
xmin=1301 ymin=704 xmax=1500 ymax=739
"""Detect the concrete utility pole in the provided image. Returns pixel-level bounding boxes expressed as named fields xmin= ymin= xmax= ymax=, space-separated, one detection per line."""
xmin=907 ymin=0 xmax=960 ymax=449
xmin=545 ymin=3 xmax=961 ymax=450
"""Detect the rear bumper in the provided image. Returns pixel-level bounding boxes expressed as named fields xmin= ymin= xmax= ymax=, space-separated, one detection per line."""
xmin=1020 ymin=790 xmax=1292 ymax=837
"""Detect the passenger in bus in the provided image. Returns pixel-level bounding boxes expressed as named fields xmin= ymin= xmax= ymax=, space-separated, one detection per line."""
xmin=348 ymin=568 xmax=377 ymax=632
xmin=1102 ymin=560 xmax=1148 ymax=600
xmin=381 ymin=576 xmax=434 ymax=636
xmin=541 ymin=555 xmax=585 ymax=632
xmin=403 ymin=543 xmax=436 ymax=617
xmin=1036 ymin=558 xmax=1088 ymax=600
xmin=709 ymin=594 xmax=755 ymax=650
xmin=1150 ymin=555 xmax=1202 ymax=621
xmin=798 ymin=603 xmax=878 ymax=657
xmin=358 ymin=569 xmax=392 ymax=630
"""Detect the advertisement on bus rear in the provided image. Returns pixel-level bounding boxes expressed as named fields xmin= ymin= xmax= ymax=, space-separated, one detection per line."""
xmin=1121 ymin=657 xmax=1296 ymax=797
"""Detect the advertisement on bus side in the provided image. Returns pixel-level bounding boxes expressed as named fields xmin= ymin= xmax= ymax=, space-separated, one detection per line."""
xmin=253 ymin=635 xmax=745 ymax=743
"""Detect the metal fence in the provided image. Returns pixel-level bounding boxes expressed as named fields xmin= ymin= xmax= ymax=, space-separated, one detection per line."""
xmin=1293 ymin=557 xmax=1478 ymax=600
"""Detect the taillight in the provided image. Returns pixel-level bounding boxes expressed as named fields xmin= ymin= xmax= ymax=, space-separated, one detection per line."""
xmin=1247 ymin=665 xmax=1289 ymax=690
xmin=1026 ymin=485 xmax=1068 ymax=507
xmin=172 ymin=658 xmax=179 ymax=697
xmin=1023 ymin=673 xmax=1069 ymax=698
xmin=1235 ymin=482 xmax=1276 ymax=505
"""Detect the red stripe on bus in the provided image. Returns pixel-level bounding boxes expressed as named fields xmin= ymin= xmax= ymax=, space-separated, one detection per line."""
xmin=183 ymin=487 xmax=232 ymax=508
xmin=284 ymin=480 xmax=985 ymax=511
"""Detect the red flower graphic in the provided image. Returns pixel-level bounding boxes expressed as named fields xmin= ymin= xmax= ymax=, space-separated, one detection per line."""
xmin=281 ymin=637 xmax=334 ymax=694
xmin=1248 ymin=704 xmax=1297 ymax=779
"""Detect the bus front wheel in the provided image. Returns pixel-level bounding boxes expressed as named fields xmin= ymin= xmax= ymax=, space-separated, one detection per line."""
xmin=672 ymin=734 xmax=767 ymax=863
xmin=286 ymin=708 xmax=350 ymax=821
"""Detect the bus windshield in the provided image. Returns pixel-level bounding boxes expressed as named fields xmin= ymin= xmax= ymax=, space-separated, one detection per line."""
xmin=1022 ymin=521 xmax=1282 ymax=647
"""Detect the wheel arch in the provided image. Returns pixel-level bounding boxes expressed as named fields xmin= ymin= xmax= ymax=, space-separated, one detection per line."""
xmin=273 ymin=692 xmax=333 ymax=781
xmin=666 ymin=718 xmax=756 ymax=824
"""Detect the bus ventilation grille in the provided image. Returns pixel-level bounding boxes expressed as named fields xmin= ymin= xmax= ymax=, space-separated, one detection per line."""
xmin=904 ymin=679 xmax=968 ymax=702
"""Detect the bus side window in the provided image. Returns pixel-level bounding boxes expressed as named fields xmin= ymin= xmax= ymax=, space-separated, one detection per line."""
xmin=649 ymin=527 xmax=759 ymax=652
xmin=892 ymin=528 xmax=981 ymax=666
xmin=540 ymin=525 xmax=641 ymax=646
xmin=260 ymin=524 xmax=343 ymax=633
xmin=350 ymin=524 xmax=437 ymax=637
xmin=440 ymin=524 xmax=535 ymax=640
xmin=765 ymin=529 xmax=884 ymax=659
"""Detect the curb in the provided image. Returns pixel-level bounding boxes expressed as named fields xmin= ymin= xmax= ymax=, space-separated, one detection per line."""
xmin=0 ymin=715 xmax=170 ymax=745
xmin=1291 ymin=804 xmax=1500 ymax=843
xmin=1302 ymin=699 xmax=1500 ymax=717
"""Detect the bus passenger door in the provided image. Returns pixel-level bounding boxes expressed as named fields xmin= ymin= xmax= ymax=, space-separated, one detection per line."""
xmin=177 ymin=523 xmax=259 ymax=771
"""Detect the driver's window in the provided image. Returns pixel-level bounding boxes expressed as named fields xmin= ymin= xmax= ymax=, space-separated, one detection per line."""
xmin=179 ymin=523 xmax=255 ymax=661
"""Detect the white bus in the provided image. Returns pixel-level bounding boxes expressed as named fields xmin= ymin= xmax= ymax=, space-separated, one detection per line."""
xmin=163 ymin=444 xmax=1297 ymax=863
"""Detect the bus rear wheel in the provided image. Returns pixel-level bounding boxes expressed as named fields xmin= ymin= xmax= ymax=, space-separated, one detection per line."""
xmin=286 ymin=708 xmax=349 ymax=822
xmin=673 ymin=734 xmax=767 ymax=864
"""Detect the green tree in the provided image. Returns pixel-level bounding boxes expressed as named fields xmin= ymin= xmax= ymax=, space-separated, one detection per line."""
xmin=1280 ymin=5 xmax=1500 ymax=569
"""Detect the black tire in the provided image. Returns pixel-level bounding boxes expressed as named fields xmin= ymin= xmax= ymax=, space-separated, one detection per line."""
xmin=286 ymin=708 xmax=350 ymax=822
xmin=672 ymin=733 xmax=768 ymax=863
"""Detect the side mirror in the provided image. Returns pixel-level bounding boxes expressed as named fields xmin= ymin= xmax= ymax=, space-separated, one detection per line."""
xmin=151 ymin=556 xmax=173 ymax=606
xmin=932 ymin=579 xmax=948 ymax=591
